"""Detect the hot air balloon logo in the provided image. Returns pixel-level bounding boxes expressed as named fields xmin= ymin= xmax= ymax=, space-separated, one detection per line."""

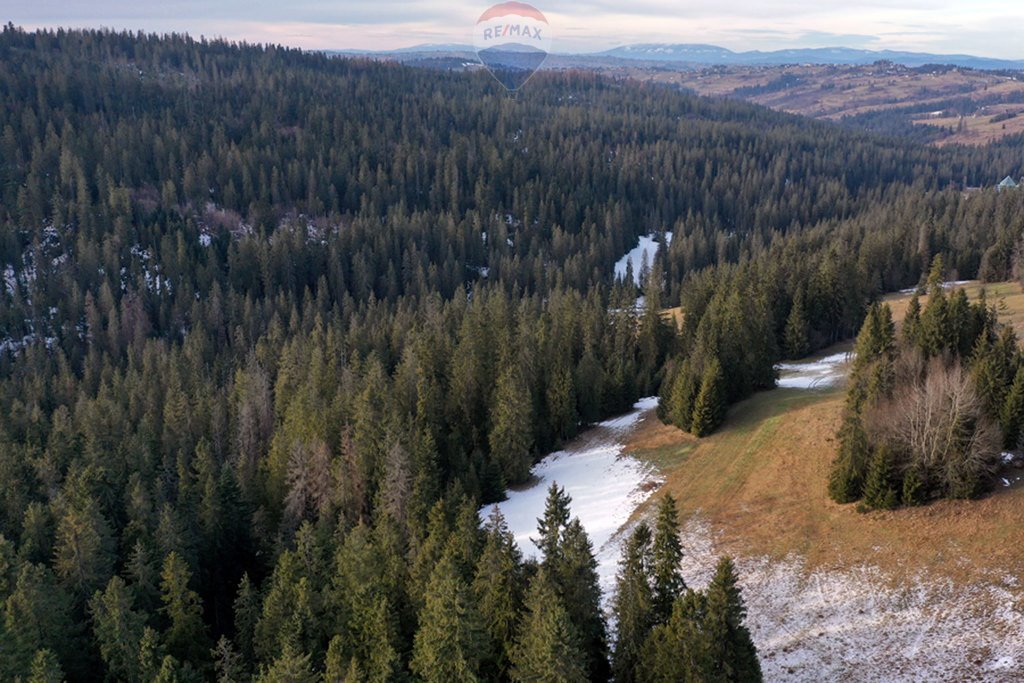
xmin=473 ymin=2 xmax=552 ymax=91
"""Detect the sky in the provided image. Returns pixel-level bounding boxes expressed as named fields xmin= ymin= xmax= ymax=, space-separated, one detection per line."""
xmin=5 ymin=0 xmax=1024 ymax=58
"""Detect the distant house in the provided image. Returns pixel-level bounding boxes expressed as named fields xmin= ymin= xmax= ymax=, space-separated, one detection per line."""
xmin=998 ymin=175 xmax=1019 ymax=192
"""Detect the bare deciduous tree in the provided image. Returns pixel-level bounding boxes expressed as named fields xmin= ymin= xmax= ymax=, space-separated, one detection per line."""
xmin=868 ymin=359 xmax=1001 ymax=499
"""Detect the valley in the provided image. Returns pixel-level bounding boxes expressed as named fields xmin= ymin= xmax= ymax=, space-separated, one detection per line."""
xmin=2 ymin=25 xmax=1024 ymax=681
xmin=375 ymin=46 xmax=1024 ymax=147
xmin=621 ymin=62 xmax=1024 ymax=147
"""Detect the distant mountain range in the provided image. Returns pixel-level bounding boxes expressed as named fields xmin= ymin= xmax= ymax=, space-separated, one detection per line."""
xmin=334 ymin=43 xmax=1024 ymax=71
xmin=598 ymin=44 xmax=1024 ymax=70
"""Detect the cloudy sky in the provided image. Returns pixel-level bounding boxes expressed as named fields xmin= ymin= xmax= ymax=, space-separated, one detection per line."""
xmin=6 ymin=0 xmax=1024 ymax=57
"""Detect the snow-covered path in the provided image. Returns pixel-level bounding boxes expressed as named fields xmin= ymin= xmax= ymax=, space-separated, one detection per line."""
xmin=480 ymin=397 xmax=662 ymax=598
xmin=776 ymin=351 xmax=852 ymax=390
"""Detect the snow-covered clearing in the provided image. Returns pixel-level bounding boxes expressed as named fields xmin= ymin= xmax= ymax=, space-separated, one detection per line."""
xmin=776 ymin=352 xmax=851 ymax=389
xmin=899 ymin=280 xmax=975 ymax=294
xmin=614 ymin=233 xmax=673 ymax=286
xmin=678 ymin=516 xmax=1024 ymax=681
xmin=480 ymin=397 xmax=662 ymax=599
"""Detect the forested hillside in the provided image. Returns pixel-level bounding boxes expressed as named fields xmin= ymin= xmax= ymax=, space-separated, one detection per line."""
xmin=0 ymin=25 xmax=1023 ymax=680
xmin=829 ymin=258 xmax=1024 ymax=510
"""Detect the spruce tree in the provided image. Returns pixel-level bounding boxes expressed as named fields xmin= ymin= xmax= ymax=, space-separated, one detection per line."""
xmin=53 ymin=492 xmax=115 ymax=600
xmin=510 ymin=570 xmax=588 ymax=683
xmin=637 ymin=590 xmax=711 ymax=683
xmin=783 ymin=290 xmax=810 ymax=360
xmin=1 ymin=564 xmax=77 ymax=680
xmin=137 ymin=627 xmax=166 ymax=682
xmin=859 ymin=446 xmax=899 ymax=512
xmin=556 ymin=520 xmax=610 ymax=682
xmin=410 ymin=550 xmax=487 ymax=683
xmin=27 ymin=649 xmax=64 ymax=683
xmin=704 ymin=558 xmax=762 ymax=682
xmin=1002 ymin=364 xmax=1024 ymax=450
xmin=547 ymin=363 xmax=579 ymax=445
xmin=612 ymin=524 xmax=654 ymax=683
xmin=446 ymin=498 xmax=486 ymax=582
xmin=828 ymin=412 xmax=871 ymax=504
xmin=489 ymin=366 xmax=535 ymax=486
xmin=212 ymin=636 xmax=246 ymax=683
xmin=159 ymin=551 xmax=210 ymax=667
xmin=691 ymin=358 xmax=726 ymax=438
xmin=946 ymin=288 xmax=974 ymax=358
xmin=89 ymin=576 xmax=147 ymax=681
xmin=972 ymin=335 xmax=1011 ymax=415
xmin=473 ymin=507 xmax=526 ymax=680
xmin=328 ymin=523 xmax=399 ymax=678
xmin=325 ymin=634 xmax=362 ymax=683
xmin=575 ymin=343 xmax=606 ymax=426
xmin=901 ymin=464 xmax=927 ymax=507
xmin=651 ymin=495 xmax=686 ymax=624
xmin=902 ymin=293 xmax=922 ymax=347
xmin=853 ymin=303 xmax=896 ymax=372
xmin=409 ymin=499 xmax=455 ymax=613
xmin=351 ymin=594 xmax=399 ymax=683
xmin=255 ymin=643 xmax=318 ymax=683
xmin=665 ymin=359 xmax=698 ymax=432
xmin=531 ymin=485 xmax=611 ymax=679
xmin=926 ymin=254 xmax=946 ymax=292
xmin=534 ymin=484 xmax=572 ymax=567
xmin=232 ymin=574 xmax=260 ymax=664
xmin=919 ymin=287 xmax=949 ymax=358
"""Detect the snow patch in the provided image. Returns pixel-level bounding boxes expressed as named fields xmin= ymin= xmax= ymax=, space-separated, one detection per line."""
xmin=3 ymin=265 xmax=15 ymax=296
xmin=614 ymin=233 xmax=674 ymax=287
xmin=777 ymin=352 xmax=851 ymax=390
xmin=899 ymin=280 xmax=975 ymax=295
xmin=679 ymin=516 xmax=1024 ymax=682
xmin=480 ymin=397 xmax=663 ymax=601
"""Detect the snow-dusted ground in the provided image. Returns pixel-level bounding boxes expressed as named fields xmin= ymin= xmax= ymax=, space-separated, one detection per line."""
xmin=480 ymin=397 xmax=662 ymax=598
xmin=692 ymin=348 xmax=1024 ymax=680
xmin=614 ymin=233 xmax=674 ymax=286
xmin=776 ymin=352 xmax=852 ymax=390
xmin=679 ymin=516 xmax=1024 ymax=682
xmin=899 ymin=280 xmax=975 ymax=295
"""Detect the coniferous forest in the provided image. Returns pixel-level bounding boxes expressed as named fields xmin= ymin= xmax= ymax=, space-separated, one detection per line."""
xmin=1 ymin=25 xmax=1024 ymax=680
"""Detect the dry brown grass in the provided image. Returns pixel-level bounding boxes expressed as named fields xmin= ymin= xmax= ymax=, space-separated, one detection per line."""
xmin=913 ymin=105 xmax=1024 ymax=147
xmin=661 ymin=306 xmax=685 ymax=329
xmin=627 ymin=348 xmax=1024 ymax=586
xmin=617 ymin=63 xmax=1024 ymax=147
xmin=883 ymin=281 xmax=1024 ymax=337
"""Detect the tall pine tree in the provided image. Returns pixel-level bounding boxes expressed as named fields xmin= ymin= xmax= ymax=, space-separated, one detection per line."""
xmin=410 ymin=550 xmax=487 ymax=683
xmin=691 ymin=358 xmax=726 ymax=438
xmin=473 ymin=507 xmax=526 ymax=680
xmin=510 ymin=570 xmax=588 ymax=683
xmin=612 ymin=524 xmax=654 ymax=683
xmin=704 ymin=558 xmax=762 ymax=683
xmin=651 ymin=495 xmax=686 ymax=624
